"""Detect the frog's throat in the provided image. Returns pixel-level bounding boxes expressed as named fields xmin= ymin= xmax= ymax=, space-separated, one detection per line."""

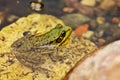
xmin=57 ymin=27 xmax=72 ymax=46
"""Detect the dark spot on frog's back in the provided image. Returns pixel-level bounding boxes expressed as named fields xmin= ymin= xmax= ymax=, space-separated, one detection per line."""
xmin=12 ymin=42 xmax=22 ymax=48
xmin=0 ymin=36 xmax=5 ymax=41
xmin=11 ymin=38 xmax=23 ymax=48
xmin=66 ymin=61 xmax=71 ymax=65
xmin=46 ymin=25 xmax=52 ymax=28
xmin=0 ymin=54 xmax=5 ymax=57
xmin=31 ymin=22 xmax=38 ymax=26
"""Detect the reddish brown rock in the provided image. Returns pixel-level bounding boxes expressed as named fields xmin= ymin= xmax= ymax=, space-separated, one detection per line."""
xmin=67 ymin=40 xmax=120 ymax=80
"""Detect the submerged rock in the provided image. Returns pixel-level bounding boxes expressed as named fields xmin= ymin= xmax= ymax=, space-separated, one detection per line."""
xmin=81 ymin=0 xmax=96 ymax=7
xmin=60 ymin=13 xmax=90 ymax=29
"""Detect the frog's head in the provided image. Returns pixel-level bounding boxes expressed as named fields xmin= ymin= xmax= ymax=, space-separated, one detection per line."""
xmin=47 ymin=24 xmax=72 ymax=46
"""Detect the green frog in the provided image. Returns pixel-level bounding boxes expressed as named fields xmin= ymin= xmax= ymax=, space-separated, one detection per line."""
xmin=10 ymin=23 xmax=96 ymax=79
xmin=11 ymin=24 xmax=72 ymax=52
xmin=11 ymin=24 xmax=72 ymax=75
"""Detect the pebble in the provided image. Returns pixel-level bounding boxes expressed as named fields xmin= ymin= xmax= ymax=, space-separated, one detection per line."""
xmin=0 ymin=19 xmax=2 ymax=25
xmin=81 ymin=0 xmax=96 ymax=7
xmin=98 ymin=38 xmax=106 ymax=43
xmin=96 ymin=17 xmax=105 ymax=24
xmin=95 ymin=30 xmax=104 ymax=38
xmin=112 ymin=17 xmax=119 ymax=24
xmin=118 ymin=23 xmax=120 ymax=28
xmin=82 ymin=30 xmax=94 ymax=39
xmin=95 ymin=23 xmax=110 ymax=37
xmin=95 ymin=23 xmax=110 ymax=38
xmin=63 ymin=7 xmax=74 ymax=13
xmin=89 ymin=19 xmax=98 ymax=30
xmin=60 ymin=14 xmax=90 ymax=29
xmin=91 ymin=36 xmax=98 ymax=42
xmin=98 ymin=0 xmax=116 ymax=10
xmin=7 ymin=15 xmax=19 ymax=22
xmin=117 ymin=0 xmax=120 ymax=7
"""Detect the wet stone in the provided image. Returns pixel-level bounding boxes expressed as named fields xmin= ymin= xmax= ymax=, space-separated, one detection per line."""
xmin=60 ymin=14 xmax=90 ymax=29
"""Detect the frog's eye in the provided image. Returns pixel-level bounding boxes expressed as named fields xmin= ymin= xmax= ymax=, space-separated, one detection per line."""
xmin=61 ymin=31 xmax=66 ymax=37
xmin=56 ymin=31 xmax=66 ymax=43
xmin=56 ymin=37 xmax=62 ymax=43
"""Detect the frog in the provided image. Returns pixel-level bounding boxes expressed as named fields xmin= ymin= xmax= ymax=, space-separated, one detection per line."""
xmin=11 ymin=24 xmax=72 ymax=52
xmin=11 ymin=24 xmax=72 ymax=77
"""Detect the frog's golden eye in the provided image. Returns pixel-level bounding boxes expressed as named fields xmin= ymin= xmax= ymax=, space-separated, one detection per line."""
xmin=56 ymin=31 xmax=66 ymax=43
xmin=61 ymin=31 xmax=66 ymax=37
xmin=56 ymin=37 xmax=62 ymax=43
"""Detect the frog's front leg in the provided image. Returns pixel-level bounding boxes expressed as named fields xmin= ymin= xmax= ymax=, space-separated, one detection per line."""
xmin=31 ymin=45 xmax=58 ymax=61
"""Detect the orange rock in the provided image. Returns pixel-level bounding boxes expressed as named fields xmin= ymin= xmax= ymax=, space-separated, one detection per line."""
xmin=63 ymin=7 xmax=74 ymax=13
xmin=75 ymin=24 xmax=89 ymax=36
xmin=112 ymin=17 xmax=120 ymax=24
